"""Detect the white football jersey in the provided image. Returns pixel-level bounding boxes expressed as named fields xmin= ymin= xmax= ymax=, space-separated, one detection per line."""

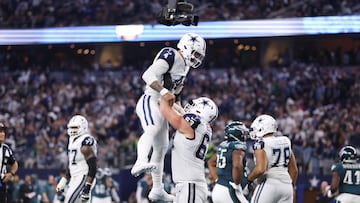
xmin=68 ymin=134 xmax=97 ymax=177
xmin=171 ymin=119 xmax=212 ymax=183
xmin=253 ymin=136 xmax=292 ymax=183
xmin=143 ymin=47 xmax=190 ymax=97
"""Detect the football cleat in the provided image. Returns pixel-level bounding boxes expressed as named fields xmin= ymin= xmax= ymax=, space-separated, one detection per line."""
xmin=131 ymin=162 xmax=156 ymax=177
xmin=148 ymin=188 xmax=175 ymax=202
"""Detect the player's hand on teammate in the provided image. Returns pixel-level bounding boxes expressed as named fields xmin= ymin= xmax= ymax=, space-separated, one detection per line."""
xmin=161 ymin=91 xmax=175 ymax=106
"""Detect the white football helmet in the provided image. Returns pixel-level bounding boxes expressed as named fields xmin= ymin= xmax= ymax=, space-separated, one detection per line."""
xmin=96 ymin=168 xmax=105 ymax=179
xmin=103 ymin=167 xmax=112 ymax=176
xmin=250 ymin=114 xmax=277 ymax=139
xmin=177 ymin=32 xmax=206 ymax=68
xmin=184 ymin=97 xmax=218 ymax=123
xmin=67 ymin=115 xmax=89 ymax=137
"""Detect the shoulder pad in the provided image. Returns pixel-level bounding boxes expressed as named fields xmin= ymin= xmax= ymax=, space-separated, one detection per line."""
xmin=233 ymin=141 xmax=247 ymax=151
xmin=331 ymin=162 xmax=343 ymax=172
xmin=157 ymin=48 xmax=175 ymax=68
xmin=82 ymin=136 xmax=95 ymax=146
xmin=252 ymin=139 xmax=265 ymax=150
xmin=183 ymin=113 xmax=201 ymax=129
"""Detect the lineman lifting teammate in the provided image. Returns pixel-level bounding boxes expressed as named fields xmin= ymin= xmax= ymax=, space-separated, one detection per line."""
xmin=132 ymin=32 xmax=206 ymax=202
xmin=160 ymin=96 xmax=218 ymax=203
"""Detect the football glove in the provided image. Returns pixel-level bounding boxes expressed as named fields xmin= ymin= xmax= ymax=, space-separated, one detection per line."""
xmin=229 ymin=181 xmax=241 ymax=191
xmin=56 ymin=177 xmax=67 ymax=192
xmin=80 ymin=183 xmax=92 ymax=202
xmin=243 ymin=180 xmax=255 ymax=196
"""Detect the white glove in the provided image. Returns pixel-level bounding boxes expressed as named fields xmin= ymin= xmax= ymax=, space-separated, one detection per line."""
xmin=229 ymin=181 xmax=241 ymax=191
xmin=56 ymin=177 xmax=68 ymax=192
xmin=174 ymin=83 xmax=184 ymax=95
xmin=243 ymin=184 xmax=249 ymax=196
xmin=229 ymin=182 xmax=249 ymax=203
xmin=326 ymin=185 xmax=333 ymax=198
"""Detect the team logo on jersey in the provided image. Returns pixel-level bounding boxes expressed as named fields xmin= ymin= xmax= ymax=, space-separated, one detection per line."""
xmin=82 ymin=137 xmax=94 ymax=146
xmin=253 ymin=140 xmax=264 ymax=150
xmin=163 ymin=49 xmax=173 ymax=59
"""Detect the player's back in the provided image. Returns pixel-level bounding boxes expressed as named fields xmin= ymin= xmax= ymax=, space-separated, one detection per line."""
xmin=215 ymin=140 xmax=247 ymax=185
xmin=259 ymin=136 xmax=292 ymax=183
xmin=332 ymin=162 xmax=360 ymax=195
xmin=171 ymin=120 xmax=212 ymax=183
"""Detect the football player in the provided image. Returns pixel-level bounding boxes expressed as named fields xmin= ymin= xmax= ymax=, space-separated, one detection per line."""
xmin=247 ymin=114 xmax=298 ymax=203
xmin=103 ymin=167 xmax=121 ymax=203
xmin=160 ymin=96 xmax=218 ymax=203
xmin=56 ymin=115 xmax=98 ymax=203
xmin=326 ymin=145 xmax=360 ymax=203
xmin=208 ymin=121 xmax=250 ymax=203
xmin=91 ymin=168 xmax=112 ymax=203
xmin=131 ymin=32 xmax=206 ymax=202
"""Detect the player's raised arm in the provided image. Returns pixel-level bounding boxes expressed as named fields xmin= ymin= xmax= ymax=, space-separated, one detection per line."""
xmin=160 ymin=95 xmax=194 ymax=138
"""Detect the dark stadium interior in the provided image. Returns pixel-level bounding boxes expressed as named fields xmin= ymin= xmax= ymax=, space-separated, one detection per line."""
xmin=0 ymin=1 xmax=359 ymax=203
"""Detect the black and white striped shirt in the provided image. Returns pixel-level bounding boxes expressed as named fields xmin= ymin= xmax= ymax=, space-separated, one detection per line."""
xmin=0 ymin=143 xmax=16 ymax=174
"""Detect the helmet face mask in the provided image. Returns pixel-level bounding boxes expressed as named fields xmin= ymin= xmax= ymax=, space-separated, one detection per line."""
xmin=225 ymin=121 xmax=249 ymax=142
xmin=184 ymin=97 xmax=218 ymax=123
xmin=177 ymin=33 xmax=206 ymax=68
xmin=67 ymin=115 xmax=89 ymax=137
xmin=250 ymin=114 xmax=277 ymax=139
xmin=339 ymin=146 xmax=358 ymax=164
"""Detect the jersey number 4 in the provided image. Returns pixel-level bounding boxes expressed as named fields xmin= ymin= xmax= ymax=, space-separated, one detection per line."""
xmin=343 ymin=170 xmax=360 ymax=185
xmin=271 ymin=147 xmax=290 ymax=167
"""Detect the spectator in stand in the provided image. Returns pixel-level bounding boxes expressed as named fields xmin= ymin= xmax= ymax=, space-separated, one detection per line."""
xmin=40 ymin=175 xmax=56 ymax=203
xmin=315 ymin=181 xmax=333 ymax=203
xmin=0 ymin=0 xmax=359 ymax=28
xmin=19 ymin=175 xmax=36 ymax=203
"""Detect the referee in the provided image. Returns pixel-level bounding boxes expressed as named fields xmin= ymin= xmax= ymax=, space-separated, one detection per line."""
xmin=0 ymin=122 xmax=18 ymax=202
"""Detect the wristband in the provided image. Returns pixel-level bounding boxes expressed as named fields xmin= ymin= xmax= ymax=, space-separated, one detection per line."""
xmin=160 ymin=88 xmax=169 ymax=96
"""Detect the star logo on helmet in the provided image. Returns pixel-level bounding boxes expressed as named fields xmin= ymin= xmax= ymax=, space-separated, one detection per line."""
xmin=200 ymin=99 xmax=212 ymax=108
xmin=190 ymin=36 xmax=198 ymax=43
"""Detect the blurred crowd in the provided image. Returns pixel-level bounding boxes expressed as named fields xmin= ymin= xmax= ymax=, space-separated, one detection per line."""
xmin=0 ymin=53 xmax=359 ymax=177
xmin=1 ymin=0 xmax=359 ymax=28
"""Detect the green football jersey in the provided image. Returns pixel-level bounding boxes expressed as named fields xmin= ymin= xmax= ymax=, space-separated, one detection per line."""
xmin=331 ymin=162 xmax=360 ymax=195
xmin=215 ymin=140 xmax=247 ymax=187
xmin=92 ymin=178 xmax=111 ymax=198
